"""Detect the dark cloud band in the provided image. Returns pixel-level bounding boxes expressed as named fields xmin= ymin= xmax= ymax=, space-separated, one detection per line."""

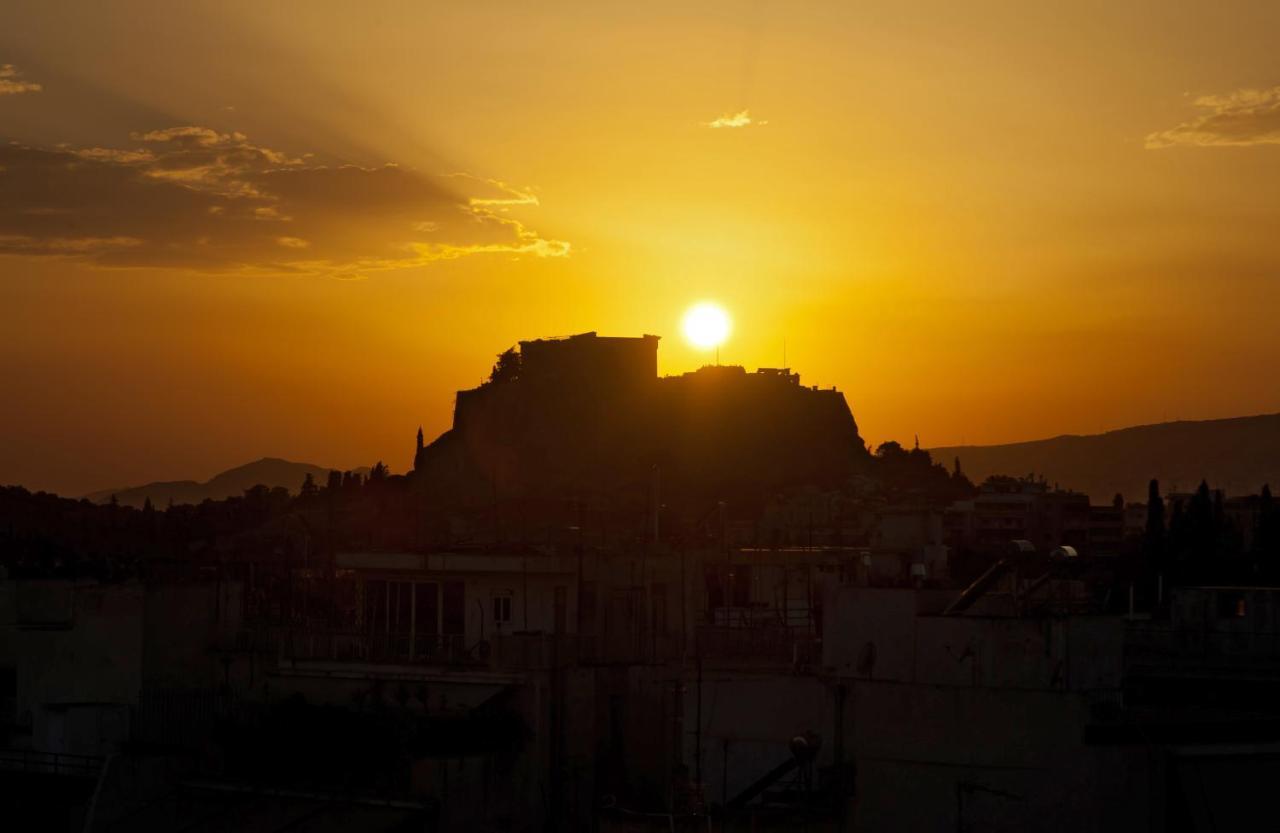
xmin=0 ymin=128 xmax=569 ymax=277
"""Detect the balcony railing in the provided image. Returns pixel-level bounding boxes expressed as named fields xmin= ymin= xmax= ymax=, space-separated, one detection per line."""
xmin=695 ymin=625 xmax=820 ymax=668
xmin=1125 ymin=625 xmax=1280 ymax=673
xmin=264 ymin=628 xmax=476 ymax=666
xmin=244 ymin=627 xmax=689 ymax=670
xmin=0 ymin=749 xmax=104 ymax=778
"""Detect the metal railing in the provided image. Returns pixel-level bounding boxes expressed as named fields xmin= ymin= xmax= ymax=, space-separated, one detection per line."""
xmin=696 ymin=625 xmax=820 ymax=668
xmin=266 ymin=628 xmax=474 ymax=666
xmin=1125 ymin=625 xmax=1280 ymax=673
xmin=248 ymin=627 xmax=694 ymax=669
xmin=0 ymin=748 xmax=104 ymax=777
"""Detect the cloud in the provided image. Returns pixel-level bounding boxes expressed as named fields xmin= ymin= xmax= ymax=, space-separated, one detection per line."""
xmin=704 ymin=109 xmax=767 ymax=129
xmin=0 ymin=128 xmax=569 ymax=276
xmin=1147 ymin=86 xmax=1280 ymax=148
xmin=0 ymin=64 xmax=42 ymax=96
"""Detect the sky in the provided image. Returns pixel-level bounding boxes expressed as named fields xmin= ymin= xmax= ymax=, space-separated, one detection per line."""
xmin=2 ymin=0 xmax=1280 ymax=497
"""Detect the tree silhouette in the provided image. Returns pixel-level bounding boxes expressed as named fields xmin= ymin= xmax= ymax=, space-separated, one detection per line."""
xmin=875 ymin=441 xmax=905 ymax=459
xmin=1257 ymin=484 xmax=1277 ymax=580
xmin=1186 ymin=481 xmax=1215 ymax=576
xmin=1144 ymin=479 xmax=1164 ymax=558
xmin=489 ymin=348 xmax=520 ymax=383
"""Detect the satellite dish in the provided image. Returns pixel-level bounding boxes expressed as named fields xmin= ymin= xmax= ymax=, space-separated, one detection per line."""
xmin=790 ymin=732 xmax=822 ymax=762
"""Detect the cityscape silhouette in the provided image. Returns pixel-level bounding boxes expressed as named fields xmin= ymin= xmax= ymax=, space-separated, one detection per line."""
xmin=3 ymin=3 xmax=1280 ymax=831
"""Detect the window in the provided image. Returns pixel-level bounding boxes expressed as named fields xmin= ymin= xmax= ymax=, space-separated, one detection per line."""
xmin=443 ymin=581 xmax=466 ymax=635
xmin=1216 ymin=591 xmax=1247 ymax=619
xmin=415 ymin=583 xmax=439 ymax=636
xmin=731 ymin=565 xmax=752 ymax=608
xmin=365 ymin=580 xmax=386 ymax=632
xmin=493 ymin=593 xmax=512 ymax=625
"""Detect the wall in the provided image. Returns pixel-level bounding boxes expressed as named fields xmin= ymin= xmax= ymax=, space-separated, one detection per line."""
xmin=822 ymin=587 xmax=1123 ymax=693
xmin=142 ymin=580 xmax=244 ymax=690
xmin=10 ymin=581 xmax=145 ymax=754
xmin=682 ymin=671 xmax=834 ymax=810
xmin=678 ymin=644 xmax=1141 ymax=832
xmin=848 ymin=681 xmax=1145 ymax=832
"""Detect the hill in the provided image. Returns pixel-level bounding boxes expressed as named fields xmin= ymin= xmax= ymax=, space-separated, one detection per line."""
xmin=415 ymin=333 xmax=868 ymax=510
xmin=931 ymin=413 xmax=1280 ymax=504
xmin=85 ymin=458 xmax=372 ymax=508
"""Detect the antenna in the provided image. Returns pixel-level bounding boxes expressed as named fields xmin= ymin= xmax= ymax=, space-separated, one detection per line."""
xmin=783 ymin=338 xmax=787 ymax=369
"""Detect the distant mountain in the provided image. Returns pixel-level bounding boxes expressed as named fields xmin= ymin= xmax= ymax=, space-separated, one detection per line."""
xmin=85 ymin=458 xmax=373 ymax=508
xmin=931 ymin=413 xmax=1280 ymax=504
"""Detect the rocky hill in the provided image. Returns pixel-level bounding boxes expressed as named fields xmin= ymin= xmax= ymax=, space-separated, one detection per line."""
xmin=931 ymin=413 xmax=1280 ymax=503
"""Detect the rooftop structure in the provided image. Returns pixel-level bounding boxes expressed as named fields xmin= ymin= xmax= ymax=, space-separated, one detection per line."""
xmin=517 ymin=331 xmax=659 ymax=386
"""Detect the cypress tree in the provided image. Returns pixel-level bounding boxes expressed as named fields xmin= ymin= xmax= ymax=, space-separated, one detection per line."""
xmin=1144 ymin=479 xmax=1164 ymax=571
xmin=1258 ymin=484 xmax=1277 ymax=581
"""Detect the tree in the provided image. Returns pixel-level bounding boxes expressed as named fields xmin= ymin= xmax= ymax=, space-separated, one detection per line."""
xmin=1185 ymin=480 xmax=1216 ymax=580
xmin=1167 ymin=498 xmax=1187 ymax=567
xmin=1144 ymin=479 xmax=1165 ymax=585
xmin=1257 ymin=484 xmax=1278 ymax=579
xmin=489 ymin=348 xmax=520 ymax=383
xmin=875 ymin=441 xmax=906 ymax=460
xmin=300 ymin=472 xmax=319 ymax=500
xmin=369 ymin=462 xmax=389 ymax=481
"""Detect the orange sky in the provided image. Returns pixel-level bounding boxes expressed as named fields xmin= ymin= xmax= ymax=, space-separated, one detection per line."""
xmin=3 ymin=1 xmax=1280 ymax=496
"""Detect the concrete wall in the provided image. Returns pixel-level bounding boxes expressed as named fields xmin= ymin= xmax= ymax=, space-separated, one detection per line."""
xmin=822 ymin=587 xmax=1123 ymax=693
xmin=823 ymin=587 xmax=917 ymax=679
xmin=142 ymin=580 xmax=243 ymax=690
xmin=694 ymin=586 xmax=1140 ymax=831
xmin=677 ymin=661 xmax=1144 ymax=833
xmin=683 ymin=671 xmax=834 ymax=807
xmin=10 ymin=581 xmax=145 ymax=754
xmin=849 ymin=681 xmax=1145 ymax=832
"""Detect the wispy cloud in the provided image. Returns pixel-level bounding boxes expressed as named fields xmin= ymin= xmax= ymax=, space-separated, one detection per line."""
xmin=1147 ymin=86 xmax=1280 ymax=149
xmin=0 ymin=128 xmax=569 ymax=277
xmin=0 ymin=64 xmax=42 ymax=96
xmin=704 ymin=109 xmax=767 ymax=129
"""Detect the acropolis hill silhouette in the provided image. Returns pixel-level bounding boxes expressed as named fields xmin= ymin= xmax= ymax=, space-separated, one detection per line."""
xmin=412 ymin=332 xmax=869 ymax=509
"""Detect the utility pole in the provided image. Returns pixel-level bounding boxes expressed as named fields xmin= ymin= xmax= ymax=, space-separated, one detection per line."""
xmin=695 ymin=654 xmax=703 ymax=786
xmin=574 ymin=498 xmax=585 ymax=636
xmin=719 ymin=501 xmax=729 ymax=624
xmin=652 ymin=465 xmax=661 ymax=543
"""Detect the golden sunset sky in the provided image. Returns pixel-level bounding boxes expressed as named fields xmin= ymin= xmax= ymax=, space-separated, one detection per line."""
xmin=2 ymin=1 xmax=1279 ymax=496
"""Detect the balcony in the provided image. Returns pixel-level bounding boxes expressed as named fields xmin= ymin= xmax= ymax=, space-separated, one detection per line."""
xmin=1126 ymin=624 xmax=1280 ymax=677
xmin=244 ymin=628 xmax=481 ymax=667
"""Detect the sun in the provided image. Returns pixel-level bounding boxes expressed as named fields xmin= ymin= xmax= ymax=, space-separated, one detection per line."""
xmin=682 ymin=302 xmax=731 ymax=351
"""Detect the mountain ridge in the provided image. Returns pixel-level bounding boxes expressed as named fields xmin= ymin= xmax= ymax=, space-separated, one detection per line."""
xmin=930 ymin=412 xmax=1280 ymax=504
xmin=84 ymin=457 xmax=374 ymax=508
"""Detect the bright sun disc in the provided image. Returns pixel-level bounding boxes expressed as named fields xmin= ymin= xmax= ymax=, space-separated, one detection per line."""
xmin=682 ymin=302 xmax=731 ymax=350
